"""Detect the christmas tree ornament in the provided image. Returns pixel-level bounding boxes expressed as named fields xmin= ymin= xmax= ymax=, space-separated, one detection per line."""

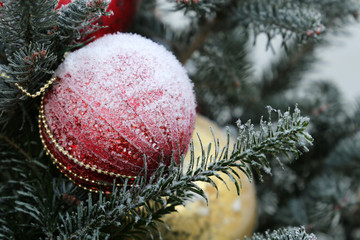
xmin=159 ymin=115 xmax=257 ymax=240
xmin=56 ymin=0 xmax=141 ymax=41
xmin=39 ymin=33 xmax=196 ymax=193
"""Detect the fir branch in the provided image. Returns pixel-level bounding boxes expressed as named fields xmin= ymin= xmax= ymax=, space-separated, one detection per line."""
xmin=56 ymin=0 xmax=110 ymax=53
xmin=233 ymin=0 xmax=324 ymax=43
xmin=190 ymin=28 xmax=254 ymax=125
xmin=54 ymin=106 xmax=312 ymax=239
xmin=230 ymin=106 xmax=312 ymax=180
xmin=0 ymin=42 xmax=57 ymax=125
xmin=26 ymin=0 xmax=58 ymax=45
xmin=132 ymin=0 xmax=193 ymax=59
xmin=0 ymin=75 xmax=18 ymax=125
xmin=325 ymin=132 xmax=360 ymax=177
xmin=173 ymin=0 xmax=325 ymax=56
xmin=0 ymin=157 xmax=86 ymax=239
xmin=0 ymin=0 xmax=110 ymax=126
xmin=0 ymin=1 xmax=28 ymax=57
xmin=246 ymin=226 xmax=317 ymax=240
xmin=4 ymin=42 xmax=57 ymax=91
xmin=272 ymin=172 xmax=359 ymax=239
xmin=175 ymin=0 xmax=238 ymax=64
xmin=177 ymin=17 xmax=215 ymax=64
xmin=300 ymin=0 xmax=360 ymax=25
xmin=0 ymin=0 xmax=58 ymax=56
xmin=258 ymin=41 xmax=316 ymax=100
xmin=172 ymin=0 xmax=226 ymax=16
xmin=304 ymin=173 xmax=356 ymax=232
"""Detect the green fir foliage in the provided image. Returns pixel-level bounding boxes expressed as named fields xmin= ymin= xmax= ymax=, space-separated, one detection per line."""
xmin=246 ymin=226 xmax=317 ymax=240
xmin=0 ymin=0 xmax=109 ymax=125
xmin=0 ymin=104 xmax=312 ymax=239
xmin=1 ymin=0 xmax=360 ymax=239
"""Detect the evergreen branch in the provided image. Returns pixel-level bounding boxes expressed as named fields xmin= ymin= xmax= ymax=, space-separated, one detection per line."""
xmin=233 ymin=0 xmax=324 ymax=43
xmin=5 ymin=42 xmax=57 ymax=91
xmin=300 ymin=0 xmax=360 ymax=24
xmin=26 ymin=0 xmax=58 ymax=45
xmin=246 ymin=226 xmax=317 ymax=240
xmin=258 ymin=41 xmax=316 ymax=100
xmin=225 ymin=106 xmax=312 ymax=181
xmin=173 ymin=0 xmax=325 ymax=53
xmin=191 ymin=28 xmax=255 ymax=125
xmin=56 ymin=0 xmax=110 ymax=53
xmin=254 ymin=0 xmax=360 ymax=103
xmin=0 ymin=157 xmax=85 ymax=239
xmin=54 ymin=106 xmax=312 ymax=238
xmin=172 ymin=0 xmax=226 ymax=16
xmin=0 ymin=0 xmax=57 ymax=56
xmin=271 ymin=172 xmax=358 ymax=237
xmin=0 ymin=42 xmax=57 ymax=125
xmin=0 ymin=74 xmax=18 ymax=125
xmin=325 ymin=132 xmax=360 ymax=177
xmin=303 ymin=173 xmax=356 ymax=232
xmin=0 ymin=0 xmax=110 ymax=127
xmin=175 ymin=0 xmax=238 ymax=64
xmin=0 ymin=1 xmax=28 ymax=57
xmin=177 ymin=17 xmax=215 ymax=64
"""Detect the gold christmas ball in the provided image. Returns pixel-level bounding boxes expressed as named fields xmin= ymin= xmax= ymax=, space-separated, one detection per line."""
xmin=159 ymin=115 xmax=257 ymax=240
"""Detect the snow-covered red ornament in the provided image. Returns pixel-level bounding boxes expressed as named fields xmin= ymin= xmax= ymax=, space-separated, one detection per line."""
xmin=56 ymin=0 xmax=141 ymax=41
xmin=39 ymin=33 xmax=196 ymax=192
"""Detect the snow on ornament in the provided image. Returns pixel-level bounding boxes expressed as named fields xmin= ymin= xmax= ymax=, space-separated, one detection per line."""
xmin=56 ymin=0 xmax=141 ymax=41
xmin=39 ymin=33 xmax=196 ymax=193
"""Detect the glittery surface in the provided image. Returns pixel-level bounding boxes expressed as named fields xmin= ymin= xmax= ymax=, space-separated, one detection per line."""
xmin=56 ymin=0 xmax=141 ymax=41
xmin=41 ymin=33 xmax=196 ymax=192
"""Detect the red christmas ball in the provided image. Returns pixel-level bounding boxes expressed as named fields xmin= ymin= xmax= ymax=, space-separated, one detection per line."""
xmin=56 ymin=0 xmax=141 ymax=41
xmin=39 ymin=33 xmax=196 ymax=193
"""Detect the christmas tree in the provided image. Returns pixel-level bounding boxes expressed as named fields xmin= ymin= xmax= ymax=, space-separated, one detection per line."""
xmin=0 ymin=0 xmax=359 ymax=239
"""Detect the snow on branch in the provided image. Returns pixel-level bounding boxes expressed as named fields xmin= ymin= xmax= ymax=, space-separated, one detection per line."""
xmin=55 ymin=106 xmax=313 ymax=238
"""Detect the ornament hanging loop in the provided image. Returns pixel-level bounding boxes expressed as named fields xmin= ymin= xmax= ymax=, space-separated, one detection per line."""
xmin=14 ymin=75 xmax=57 ymax=98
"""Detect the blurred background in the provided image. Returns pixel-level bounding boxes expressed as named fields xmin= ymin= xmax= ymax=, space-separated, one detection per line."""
xmin=154 ymin=1 xmax=360 ymax=239
xmin=253 ymin=21 xmax=360 ymax=104
xmin=1 ymin=1 xmax=359 ymax=239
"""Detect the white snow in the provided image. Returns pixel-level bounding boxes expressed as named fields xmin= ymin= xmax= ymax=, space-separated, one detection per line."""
xmin=232 ymin=198 xmax=242 ymax=212
xmin=196 ymin=205 xmax=210 ymax=216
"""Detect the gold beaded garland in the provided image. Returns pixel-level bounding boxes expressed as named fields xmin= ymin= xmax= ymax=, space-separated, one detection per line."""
xmin=15 ymin=76 xmax=57 ymax=98
xmin=38 ymin=94 xmax=137 ymax=193
xmin=0 ymin=72 xmax=57 ymax=99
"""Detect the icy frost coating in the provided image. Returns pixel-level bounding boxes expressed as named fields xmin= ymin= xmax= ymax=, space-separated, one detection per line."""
xmin=41 ymin=33 xmax=196 ymax=191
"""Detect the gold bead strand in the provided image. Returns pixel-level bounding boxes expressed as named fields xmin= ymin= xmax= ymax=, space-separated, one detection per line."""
xmin=1 ymin=72 xmax=57 ymax=99
xmin=38 ymin=95 xmax=137 ymax=183
xmin=14 ymin=75 xmax=57 ymax=98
